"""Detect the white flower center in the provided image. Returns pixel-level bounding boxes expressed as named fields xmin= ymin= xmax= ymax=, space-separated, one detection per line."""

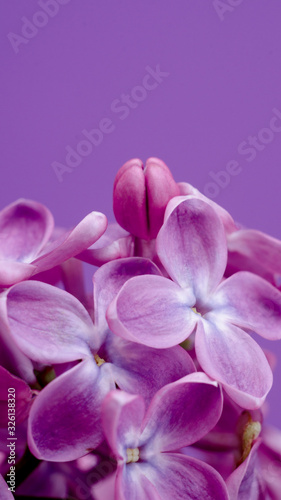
xmin=126 ymin=447 xmax=140 ymax=463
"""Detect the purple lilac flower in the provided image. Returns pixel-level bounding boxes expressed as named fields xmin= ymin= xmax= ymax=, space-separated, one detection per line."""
xmin=4 ymin=258 xmax=194 ymax=462
xmin=100 ymin=372 xmax=228 ymax=500
xmin=107 ymin=196 xmax=281 ymax=409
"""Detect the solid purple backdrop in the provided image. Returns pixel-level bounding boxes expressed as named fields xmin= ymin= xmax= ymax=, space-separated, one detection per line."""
xmin=1 ymin=0 xmax=281 ymax=428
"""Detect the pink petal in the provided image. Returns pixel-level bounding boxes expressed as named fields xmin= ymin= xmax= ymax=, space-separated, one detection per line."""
xmin=226 ymin=441 xmax=263 ymax=500
xmin=32 ymin=211 xmax=107 ymax=275
xmin=140 ymin=372 xmax=223 ymax=453
xmin=28 ymin=358 xmax=114 ymax=461
xmin=113 ymin=158 xmax=149 ymax=239
xmin=145 ymin=157 xmax=180 ymax=238
xmin=0 ymin=261 xmax=36 ymax=287
xmin=0 ymin=199 xmax=54 ymax=263
xmin=105 ymin=334 xmax=195 ymax=407
xmin=0 ymin=366 xmax=32 ymax=426
xmin=195 ymin=319 xmax=273 ymax=409
xmin=107 ymin=275 xmax=197 ymax=348
xmin=102 ymin=391 xmax=145 ymax=460
xmin=142 ymin=453 xmax=229 ymax=500
xmin=157 ymin=197 xmax=227 ymax=300
xmin=6 ymin=281 xmax=95 ymax=364
xmin=208 ymin=271 xmax=281 ymax=340
xmin=77 ymin=223 xmax=134 ymax=266
xmin=94 ymin=257 xmax=161 ymax=334
xmin=116 ymin=463 xmax=161 ymax=500
xmin=0 ymin=296 xmax=35 ymax=383
xmin=227 ymin=229 xmax=281 ymax=284
xmin=178 ymin=182 xmax=237 ymax=234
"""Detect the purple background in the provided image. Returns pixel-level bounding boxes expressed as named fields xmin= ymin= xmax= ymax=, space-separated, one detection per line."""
xmin=1 ymin=0 xmax=281 ymax=428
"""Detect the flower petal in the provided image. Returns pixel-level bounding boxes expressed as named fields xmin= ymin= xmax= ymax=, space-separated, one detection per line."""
xmin=140 ymin=372 xmax=223 ymax=453
xmin=32 ymin=211 xmax=107 ymax=275
xmin=178 ymin=182 xmax=237 ymax=234
xmin=157 ymin=197 xmax=227 ymax=300
xmin=102 ymin=391 xmax=145 ymax=460
xmin=0 ymin=366 xmax=33 ymax=426
xmin=6 ymin=281 xmax=95 ymax=364
xmin=116 ymin=463 xmax=161 ymax=500
xmin=107 ymin=275 xmax=197 ymax=348
xmin=208 ymin=271 xmax=281 ymax=340
xmin=104 ymin=333 xmax=195 ymax=407
xmin=28 ymin=358 xmax=113 ymax=461
xmin=0 ymin=261 xmax=36 ymax=287
xmin=94 ymin=257 xmax=161 ymax=334
xmin=195 ymin=319 xmax=273 ymax=409
xmin=77 ymin=223 xmax=134 ymax=266
xmin=226 ymin=441 xmax=263 ymax=500
xmin=0 ymin=199 xmax=54 ymax=263
xmin=227 ymin=229 xmax=281 ymax=284
xmin=138 ymin=453 xmax=229 ymax=500
xmin=113 ymin=158 xmax=149 ymax=239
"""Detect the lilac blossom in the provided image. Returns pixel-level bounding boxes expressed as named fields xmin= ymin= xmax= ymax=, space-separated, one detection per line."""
xmin=100 ymin=373 xmax=228 ymax=500
xmin=0 ymin=198 xmax=107 ymax=287
xmin=4 ymin=258 xmax=194 ymax=461
xmin=107 ymin=196 xmax=281 ymax=409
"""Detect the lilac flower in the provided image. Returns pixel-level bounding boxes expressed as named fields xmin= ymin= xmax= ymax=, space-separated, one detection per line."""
xmin=107 ymin=196 xmax=281 ymax=409
xmin=100 ymin=373 xmax=228 ymax=500
xmin=4 ymin=258 xmax=194 ymax=461
xmin=0 ymin=198 xmax=107 ymax=287
xmin=113 ymin=157 xmax=180 ymax=240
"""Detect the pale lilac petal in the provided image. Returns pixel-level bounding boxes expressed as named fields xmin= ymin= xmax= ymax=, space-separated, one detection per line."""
xmin=226 ymin=441 xmax=264 ymax=500
xmin=107 ymin=275 xmax=197 ymax=348
xmin=0 ymin=297 xmax=35 ymax=383
xmin=28 ymin=358 xmax=114 ymax=461
xmin=0 ymin=199 xmax=54 ymax=263
xmin=157 ymin=197 xmax=227 ymax=299
xmin=0 ymin=474 xmax=14 ymax=499
xmin=32 ymin=211 xmax=107 ymax=274
xmin=178 ymin=182 xmax=237 ymax=234
xmin=227 ymin=229 xmax=281 ymax=284
xmin=6 ymin=281 xmax=95 ymax=364
xmin=116 ymin=463 xmax=161 ymax=500
xmin=77 ymin=223 xmax=134 ymax=266
xmin=94 ymin=257 xmax=161 ymax=334
xmin=142 ymin=453 xmax=229 ymax=500
xmin=0 ymin=261 xmax=36 ymax=287
xmin=102 ymin=391 xmax=145 ymax=461
xmin=104 ymin=333 xmax=195 ymax=407
xmin=140 ymin=372 xmax=222 ymax=453
xmin=195 ymin=319 xmax=273 ymax=409
xmin=208 ymin=272 xmax=281 ymax=340
xmin=0 ymin=366 xmax=32 ymax=426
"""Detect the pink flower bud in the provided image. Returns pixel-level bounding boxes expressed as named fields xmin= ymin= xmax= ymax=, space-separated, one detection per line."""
xmin=113 ymin=157 xmax=180 ymax=239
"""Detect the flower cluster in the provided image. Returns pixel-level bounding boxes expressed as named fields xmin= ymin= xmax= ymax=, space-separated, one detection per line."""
xmin=0 ymin=157 xmax=281 ymax=499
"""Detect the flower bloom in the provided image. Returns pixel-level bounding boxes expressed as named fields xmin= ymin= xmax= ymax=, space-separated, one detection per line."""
xmin=101 ymin=373 xmax=228 ymax=499
xmin=107 ymin=196 xmax=281 ymax=409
